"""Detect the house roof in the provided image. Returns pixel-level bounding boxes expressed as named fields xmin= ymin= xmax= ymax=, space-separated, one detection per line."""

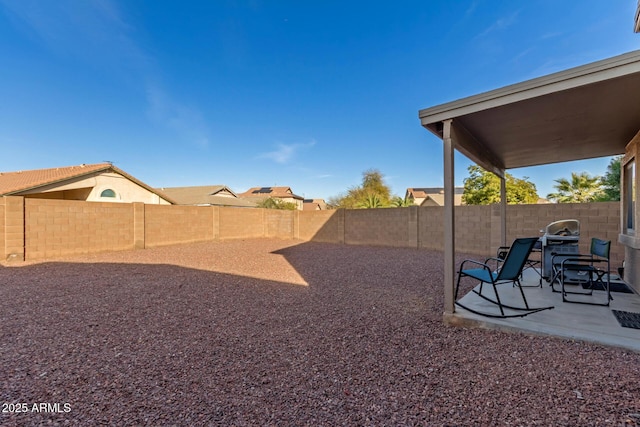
xmin=302 ymin=199 xmax=327 ymax=210
xmin=419 ymin=50 xmax=640 ymax=174
xmin=158 ymin=185 xmax=256 ymax=207
xmin=239 ymin=186 xmax=304 ymax=200
xmin=419 ymin=193 xmax=464 ymax=207
xmin=0 ymin=163 xmax=175 ymax=203
xmin=407 ymin=187 xmax=464 ymax=198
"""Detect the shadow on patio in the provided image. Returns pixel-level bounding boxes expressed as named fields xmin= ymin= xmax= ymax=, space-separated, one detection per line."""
xmin=452 ymin=266 xmax=640 ymax=352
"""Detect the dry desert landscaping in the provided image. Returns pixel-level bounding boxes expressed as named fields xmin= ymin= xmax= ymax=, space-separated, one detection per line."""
xmin=1 ymin=238 xmax=639 ymax=426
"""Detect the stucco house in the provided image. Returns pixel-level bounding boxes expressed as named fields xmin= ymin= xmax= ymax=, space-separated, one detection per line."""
xmin=302 ymin=199 xmax=327 ymax=210
xmin=239 ymin=186 xmax=305 ymax=210
xmin=406 ymin=187 xmax=464 ymax=206
xmin=157 ymin=185 xmax=256 ymax=207
xmin=0 ymin=163 xmax=173 ymax=204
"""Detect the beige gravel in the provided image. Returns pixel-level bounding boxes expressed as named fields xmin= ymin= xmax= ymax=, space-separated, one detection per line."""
xmin=1 ymin=238 xmax=639 ymax=426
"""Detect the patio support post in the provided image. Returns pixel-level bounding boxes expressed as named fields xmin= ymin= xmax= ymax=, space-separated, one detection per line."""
xmin=499 ymin=173 xmax=507 ymax=246
xmin=442 ymin=119 xmax=456 ymax=315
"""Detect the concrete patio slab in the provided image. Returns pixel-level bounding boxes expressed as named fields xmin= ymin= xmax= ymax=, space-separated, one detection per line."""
xmin=451 ymin=268 xmax=640 ymax=352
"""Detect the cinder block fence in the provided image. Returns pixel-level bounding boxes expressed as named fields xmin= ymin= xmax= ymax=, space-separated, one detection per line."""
xmin=0 ymin=196 xmax=623 ymax=267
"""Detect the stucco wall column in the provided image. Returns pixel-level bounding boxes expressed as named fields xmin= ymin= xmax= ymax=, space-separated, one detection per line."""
xmin=620 ymin=131 xmax=640 ymax=291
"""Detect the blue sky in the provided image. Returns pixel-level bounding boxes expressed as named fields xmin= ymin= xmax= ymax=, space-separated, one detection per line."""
xmin=1 ymin=1 xmax=638 ymax=201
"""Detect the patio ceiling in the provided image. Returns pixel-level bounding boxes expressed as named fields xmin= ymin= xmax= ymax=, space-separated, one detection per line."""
xmin=419 ymin=50 xmax=640 ymax=173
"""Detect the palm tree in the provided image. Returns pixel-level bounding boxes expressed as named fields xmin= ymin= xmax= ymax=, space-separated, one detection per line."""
xmin=546 ymin=172 xmax=604 ymax=203
xmin=600 ymin=155 xmax=622 ymax=201
xmin=358 ymin=194 xmax=383 ymax=208
xmin=391 ymin=195 xmax=414 ymax=207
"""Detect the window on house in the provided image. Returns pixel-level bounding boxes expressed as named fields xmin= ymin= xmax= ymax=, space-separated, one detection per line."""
xmin=100 ymin=189 xmax=116 ymax=198
xmin=624 ymin=159 xmax=635 ymax=233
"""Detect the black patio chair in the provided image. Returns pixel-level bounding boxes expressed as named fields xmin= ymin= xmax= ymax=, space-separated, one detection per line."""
xmin=551 ymin=237 xmax=612 ymax=306
xmin=496 ymin=238 xmax=542 ymax=287
xmin=455 ymin=237 xmax=554 ymax=318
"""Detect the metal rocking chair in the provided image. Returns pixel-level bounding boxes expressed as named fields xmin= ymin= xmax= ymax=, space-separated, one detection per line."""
xmin=455 ymin=237 xmax=554 ymax=318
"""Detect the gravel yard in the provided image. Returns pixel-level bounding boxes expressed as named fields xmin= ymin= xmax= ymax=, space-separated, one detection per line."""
xmin=1 ymin=238 xmax=639 ymax=426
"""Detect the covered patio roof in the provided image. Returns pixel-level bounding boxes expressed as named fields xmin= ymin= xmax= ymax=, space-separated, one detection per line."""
xmin=418 ymin=49 xmax=640 ymax=317
xmin=419 ymin=50 xmax=640 ymax=176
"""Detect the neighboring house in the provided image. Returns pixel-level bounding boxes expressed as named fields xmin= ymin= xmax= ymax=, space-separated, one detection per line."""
xmin=239 ymin=186 xmax=305 ymax=210
xmin=303 ymin=199 xmax=327 ymax=211
xmin=405 ymin=187 xmax=464 ymax=206
xmin=157 ymin=185 xmax=256 ymax=207
xmin=0 ymin=163 xmax=173 ymax=204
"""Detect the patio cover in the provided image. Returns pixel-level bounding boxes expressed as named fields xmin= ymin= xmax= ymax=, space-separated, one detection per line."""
xmin=418 ymin=49 xmax=640 ymax=316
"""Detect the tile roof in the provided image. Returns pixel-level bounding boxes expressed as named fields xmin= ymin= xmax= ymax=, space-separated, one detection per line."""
xmin=0 ymin=163 xmax=175 ymax=203
xmin=303 ymin=199 xmax=327 ymax=210
xmin=0 ymin=163 xmax=109 ymax=195
xmin=239 ymin=186 xmax=304 ymax=200
xmin=158 ymin=185 xmax=256 ymax=207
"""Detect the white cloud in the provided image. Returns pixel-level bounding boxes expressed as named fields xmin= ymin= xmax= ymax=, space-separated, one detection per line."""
xmin=477 ymin=11 xmax=520 ymax=38
xmin=259 ymin=140 xmax=316 ymax=164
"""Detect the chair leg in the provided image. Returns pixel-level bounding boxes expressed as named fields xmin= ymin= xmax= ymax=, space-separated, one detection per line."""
xmin=550 ymin=268 xmax=562 ymax=293
xmin=561 ymin=270 xmax=610 ymax=306
xmin=515 ymin=279 xmax=531 ymax=309
xmin=491 ymin=283 xmax=506 ymax=316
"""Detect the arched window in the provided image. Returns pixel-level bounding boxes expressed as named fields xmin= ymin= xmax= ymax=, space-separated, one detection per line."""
xmin=100 ymin=189 xmax=116 ymax=198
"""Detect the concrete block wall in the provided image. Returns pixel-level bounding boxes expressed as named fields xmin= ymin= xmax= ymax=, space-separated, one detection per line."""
xmin=345 ymin=208 xmax=413 ymax=247
xmin=506 ymin=202 xmax=623 ymax=267
xmin=23 ymin=198 xmax=134 ymax=259
xmin=455 ymin=205 xmax=492 ymax=255
xmin=297 ymin=210 xmax=343 ymax=242
xmin=218 ymin=208 xmax=265 ymax=239
xmin=299 ymin=202 xmax=622 ymax=266
xmin=0 ymin=198 xmax=6 ymax=260
xmin=4 ymin=197 xmax=25 ymax=261
xmin=145 ymin=204 xmax=215 ymax=247
xmin=417 ymin=207 xmax=443 ymax=251
xmin=264 ymin=209 xmax=294 ymax=238
xmin=0 ymin=196 xmax=623 ymax=266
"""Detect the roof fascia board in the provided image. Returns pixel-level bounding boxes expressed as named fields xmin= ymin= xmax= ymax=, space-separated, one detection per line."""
xmin=450 ymin=121 xmax=505 ymax=178
xmin=419 ymin=50 xmax=640 ymax=126
xmin=214 ymin=186 xmax=238 ymax=197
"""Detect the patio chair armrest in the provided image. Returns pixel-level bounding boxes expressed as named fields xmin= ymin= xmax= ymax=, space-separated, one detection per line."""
xmin=483 ymin=256 xmax=504 ymax=270
xmin=459 ymin=259 xmax=494 ymax=276
xmin=561 ymin=257 xmax=605 ymax=268
xmin=551 ymin=252 xmax=591 ymax=265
